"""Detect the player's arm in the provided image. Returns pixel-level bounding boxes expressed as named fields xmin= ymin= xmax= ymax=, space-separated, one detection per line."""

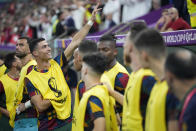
xmin=88 ymin=96 xmax=106 ymax=131
xmin=31 ymin=95 xmax=51 ymax=112
xmin=25 ymin=78 xmax=51 ymax=112
xmin=64 ymin=2 xmax=101 ymax=60
xmin=93 ymin=117 xmax=106 ymax=131
xmin=0 ymin=107 xmax=9 ymax=117
xmin=105 ymin=82 xmax=124 ymax=105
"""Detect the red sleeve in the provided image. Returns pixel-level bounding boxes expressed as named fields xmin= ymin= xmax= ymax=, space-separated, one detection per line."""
xmin=0 ymin=81 xmax=4 ymax=94
xmin=170 ymin=18 xmax=191 ymax=30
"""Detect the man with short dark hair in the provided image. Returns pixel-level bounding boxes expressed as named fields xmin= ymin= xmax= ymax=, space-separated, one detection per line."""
xmin=73 ymin=52 xmax=118 ymax=131
xmin=72 ymin=40 xmax=99 ymax=130
xmin=24 ymin=4 xmax=100 ymax=130
xmin=13 ymin=36 xmax=38 ymax=131
xmin=165 ymin=49 xmax=196 ymax=131
xmin=133 ymin=28 xmax=179 ymax=131
xmin=0 ymin=53 xmax=22 ymax=130
xmin=53 ymin=12 xmax=66 ymax=36
xmin=107 ymin=22 xmax=157 ymax=130
xmin=98 ymin=34 xmax=129 ymax=122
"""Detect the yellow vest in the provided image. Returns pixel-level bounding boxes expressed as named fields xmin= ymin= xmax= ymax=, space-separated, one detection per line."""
xmin=26 ymin=59 xmax=71 ymax=120
xmin=9 ymin=60 xmax=37 ymax=126
xmin=52 ymin=19 xmax=59 ymax=34
xmin=122 ymin=68 xmax=155 ymax=131
xmin=0 ymin=64 xmax=7 ymax=77
xmin=187 ymin=0 xmax=196 ymax=27
xmin=72 ymin=84 xmax=118 ymax=131
xmin=72 ymin=80 xmax=83 ymax=124
xmin=101 ymin=62 xmax=128 ymax=108
xmin=0 ymin=74 xmax=18 ymax=127
xmin=101 ymin=62 xmax=129 ymax=90
xmin=145 ymin=80 xmax=169 ymax=131
xmin=15 ymin=60 xmax=37 ymax=105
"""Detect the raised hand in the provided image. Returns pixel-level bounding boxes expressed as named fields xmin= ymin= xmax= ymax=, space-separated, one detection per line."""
xmin=90 ymin=2 xmax=102 ymax=22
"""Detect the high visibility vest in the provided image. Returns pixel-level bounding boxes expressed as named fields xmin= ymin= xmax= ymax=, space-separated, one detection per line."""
xmin=26 ymin=59 xmax=71 ymax=120
xmin=0 ymin=74 xmax=18 ymax=127
xmin=145 ymin=80 xmax=169 ymax=131
xmin=72 ymin=84 xmax=118 ymax=131
xmin=122 ymin=68 xmax=155 ymax=131
xmin=187 ymin=0 xmax=196 ymax=27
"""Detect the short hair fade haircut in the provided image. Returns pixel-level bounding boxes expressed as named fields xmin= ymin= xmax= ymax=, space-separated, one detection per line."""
xmin=29 ymin=38 xmax=45 ymax=53
xmin=129 ymin=21 xmax=147 ymax=40
xmin=4 ymin=52 xmax=16 ymax=69
xmin=78 ymin=40 xmax=98 ymax=55
xmin=134 ymin=28 xmax=166 ymax=59
xmin=18 ymin=36 xmax=32 ymax=45
xmin=83 ymin=52 xmax=107 ymax=75
xmin=99 ymin=34 xmax=117 ymax=48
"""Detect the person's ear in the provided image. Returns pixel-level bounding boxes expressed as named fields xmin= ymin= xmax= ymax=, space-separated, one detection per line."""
xmin=141 ymin=51 xmax=149 ymax=63
xmin=114 ymin=48 xmax=118 ymax=57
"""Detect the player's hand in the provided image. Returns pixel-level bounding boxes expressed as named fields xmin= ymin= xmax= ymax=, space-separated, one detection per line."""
xmin=18 ymin=103 xmax=26 ymax=112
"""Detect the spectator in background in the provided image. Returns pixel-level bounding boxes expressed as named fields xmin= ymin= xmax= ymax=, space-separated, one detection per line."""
xmin=28 ymin=12 xmax=40 ymax=39
xmin=187 ymin=0 xmax=196 ymax=28
xmin=161 ymin=0 xmax=191 ymax=25
xmin=84 ymin=4 xmax=101 ymax=33
xmin=161 ymin=7 xmax=191 ymax=32
xmin=165 ymin=49 xmax=196 ymax=131
xmin=155 ymin=9 xmax=170 ymax=31
xmin=72 ymin=0 xmax=86 ymax=30
xmin=64 ymin=8 xmax=76 ymax=28
xmin=103 ymin=0 xmax=120 ymax=25
xmin=53 ymin=11 xmax=66 ymax=37
xmin=120 ymin=0 xmax=152 ymax=23
xmin=103 ymin=13 xmax=116 ymax=29
xmin=39 ymin=14 xmax=52 ymax=40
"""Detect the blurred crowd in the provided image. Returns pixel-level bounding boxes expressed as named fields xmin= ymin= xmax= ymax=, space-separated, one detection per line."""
xmin=0 ymin=0 xmax=194 ymax=45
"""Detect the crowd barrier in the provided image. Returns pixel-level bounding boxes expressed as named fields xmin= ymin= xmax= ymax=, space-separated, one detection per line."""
xmin=55 ymin=29 xmax=196 ymax=48
xmin=0 ymin=29 xmax=195 ymax=56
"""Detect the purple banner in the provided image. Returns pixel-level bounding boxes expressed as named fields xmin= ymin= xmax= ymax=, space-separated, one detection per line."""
xmin=55 ymin=29 xmax=196 ymax=48
xmin=1 ymin=29 xmax=196 ymax=52
xmin=162 ymin=29 xmax=196 ymax=46
xmin=0 ymin=45 xmax=16 ymax=50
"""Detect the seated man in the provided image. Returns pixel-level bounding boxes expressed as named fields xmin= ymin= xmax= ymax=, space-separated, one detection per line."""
xmin=161 ymin=7 xmax=191 ymax=32
xmin=155 ymin=9 xmax=170 ymax=31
